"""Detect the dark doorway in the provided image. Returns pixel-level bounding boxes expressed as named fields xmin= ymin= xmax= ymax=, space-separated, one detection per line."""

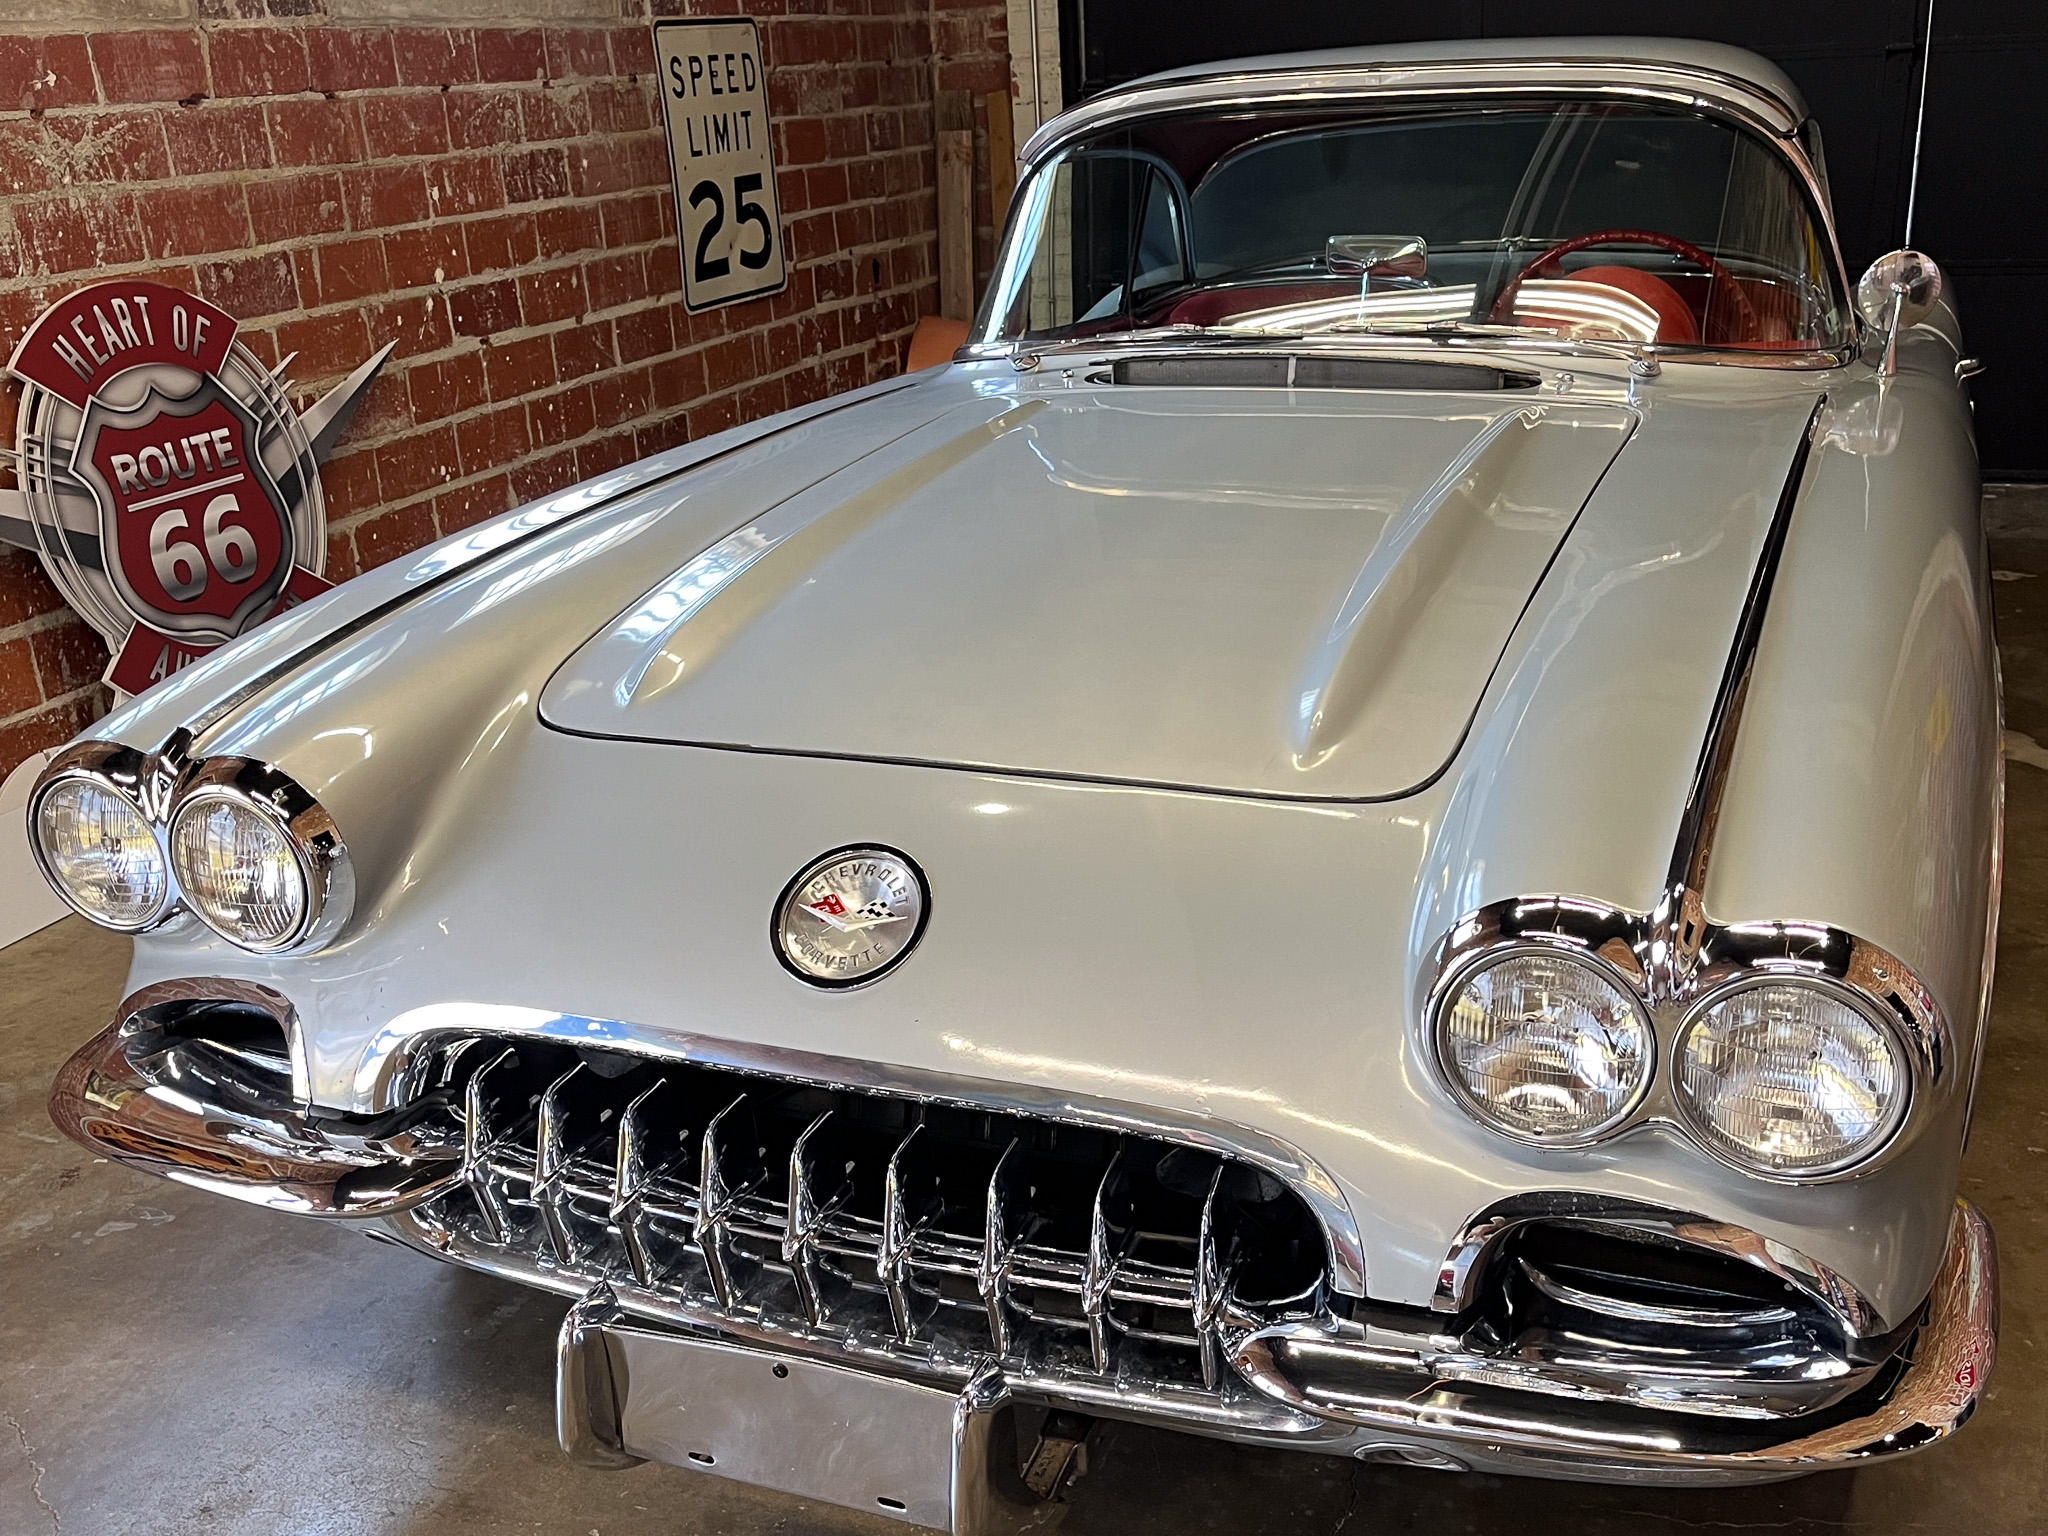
xmin=1058 ymin=1 xmax=2047 ymax=478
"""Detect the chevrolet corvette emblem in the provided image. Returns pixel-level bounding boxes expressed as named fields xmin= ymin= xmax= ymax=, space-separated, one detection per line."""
xmin=775 ymin=847 xmax=928 ymax=987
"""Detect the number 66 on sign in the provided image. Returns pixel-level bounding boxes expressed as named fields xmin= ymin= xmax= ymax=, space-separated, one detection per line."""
xmin=655 ymin=18 xmax=789 ymax=313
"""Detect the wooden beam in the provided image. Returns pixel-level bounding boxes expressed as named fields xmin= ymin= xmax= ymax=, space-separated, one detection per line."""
xmin=936 ymin=90 xmax=974 ymax=322
xmin=986 ymin=89 xmax=1016 ymax=235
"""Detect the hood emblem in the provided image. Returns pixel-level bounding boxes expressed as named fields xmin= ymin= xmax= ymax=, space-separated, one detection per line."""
xmin=774 ymin=847 xmax=929 ymax=987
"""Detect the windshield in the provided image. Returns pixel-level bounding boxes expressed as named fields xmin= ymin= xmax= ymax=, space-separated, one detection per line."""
xmin=975 ymin=102 xmax=1849 ymax=354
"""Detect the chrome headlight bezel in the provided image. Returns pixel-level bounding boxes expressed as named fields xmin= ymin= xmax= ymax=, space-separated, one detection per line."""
xmin=1427 ymin=937 xmax=1658 ymax=1149
xmin=1670 ymin=971 xmax=1913 ymax=1179
xmin=165 ymin=756 xmax=354 ymax=953
xmin=25 ymin=741 xmax=180 ymax=933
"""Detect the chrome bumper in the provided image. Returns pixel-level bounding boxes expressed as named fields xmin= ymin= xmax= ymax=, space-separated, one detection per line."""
xmin=50 ymin=1012 xmax=1999 ymax=1486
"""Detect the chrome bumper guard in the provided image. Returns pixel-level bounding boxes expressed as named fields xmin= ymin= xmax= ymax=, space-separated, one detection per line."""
xmin=559 ymin=1286 xmax=1034 ymax=1534
xmin=50 ymin=1013 xmax=1999 ymax=1485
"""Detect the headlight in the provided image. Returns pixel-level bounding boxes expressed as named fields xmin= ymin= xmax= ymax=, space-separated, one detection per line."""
xmin=166 ymin=760 xmax=351 ymax=952
xmin=30 ymin=771 xmax=171 ymax=930
xmin=1675 ymin=980 xmax=1907 ymax=1175
xmin=1434 ymin=949 xmax=1653 ymax=1143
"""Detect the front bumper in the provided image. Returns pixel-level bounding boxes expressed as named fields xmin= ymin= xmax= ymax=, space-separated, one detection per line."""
xmin=50 ymin=1005 xmax=1998 ymax=1488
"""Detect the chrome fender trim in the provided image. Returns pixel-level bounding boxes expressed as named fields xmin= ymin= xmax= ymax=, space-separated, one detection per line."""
xmin=1234 ymin=1199 xmax=1995 ymax=1473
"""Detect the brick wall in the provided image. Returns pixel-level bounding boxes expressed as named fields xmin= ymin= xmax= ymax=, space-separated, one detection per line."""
xmin=0 ymin=0 xmax=1012 ymax=786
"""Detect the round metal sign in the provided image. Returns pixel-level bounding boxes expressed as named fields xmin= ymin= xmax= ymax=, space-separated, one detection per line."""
xmin=773 ymin=846 xmax=929 ymax=988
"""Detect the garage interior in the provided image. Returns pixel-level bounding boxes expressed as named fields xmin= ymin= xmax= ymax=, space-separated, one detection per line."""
xmin=3 ymin=2 xmax=2045 ymax=1533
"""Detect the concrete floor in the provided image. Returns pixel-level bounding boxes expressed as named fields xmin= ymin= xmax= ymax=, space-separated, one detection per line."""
xmin=5 ymin=493 xmax=2048 ymax=1536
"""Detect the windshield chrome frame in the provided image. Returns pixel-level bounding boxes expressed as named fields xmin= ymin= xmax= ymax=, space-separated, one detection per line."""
xmin=985 ymin=64 xmax=1854 ymax=368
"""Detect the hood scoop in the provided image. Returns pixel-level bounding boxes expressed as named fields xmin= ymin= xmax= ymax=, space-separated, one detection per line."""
xmin=542 ymin=389 xmax=1632 ymax=799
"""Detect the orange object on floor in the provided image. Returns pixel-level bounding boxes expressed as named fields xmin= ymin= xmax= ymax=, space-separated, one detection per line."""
xmin=906 ymin=316 xmax=969 ymax=371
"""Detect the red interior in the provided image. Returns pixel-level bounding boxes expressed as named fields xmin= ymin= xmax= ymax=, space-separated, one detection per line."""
xmin=1152 ymin=270 xmax=1807 ymax=348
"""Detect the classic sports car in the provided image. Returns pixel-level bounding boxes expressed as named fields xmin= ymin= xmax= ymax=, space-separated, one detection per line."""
xmin=32 ymin=34 xmax=1997 ymax=1529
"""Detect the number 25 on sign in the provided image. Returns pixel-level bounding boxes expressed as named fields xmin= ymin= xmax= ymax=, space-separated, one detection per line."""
xmin=654 ymin=18 xmax=788 ymax=313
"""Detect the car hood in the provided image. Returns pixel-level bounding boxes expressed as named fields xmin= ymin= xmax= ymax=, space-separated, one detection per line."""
xmin=539 ymin=389 xmax=1634 ymax=798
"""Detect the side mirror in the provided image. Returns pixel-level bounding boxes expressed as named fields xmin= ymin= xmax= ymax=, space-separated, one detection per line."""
xmin=1856 ymin=250 xmax=1943 ymax=373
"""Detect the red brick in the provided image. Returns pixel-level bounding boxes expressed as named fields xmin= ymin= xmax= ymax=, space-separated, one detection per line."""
xmin=636 ymin=412 xmax=693 ymax=459
xmin=448 ymin=277 xmax=519 ymax=337
xmin=338 ymin=371 xmax=413 ymax=442
xmin=365 ymin=293 xmax=453 ymax=357
xmin=308 ymin=28 xmax=398 ymax=94
xmin=651 ymin=351 xmax=707 ymax=410
xmin=610 ymin=26 xmax=656 ymax=78
xmin=0 ymin=35 xmax=96 ymax=111
xmin=342 ymin=164 xmax=430 ymax=229
xmin=196 ymin=251 xmax=298 ymax=319
xmin=553 ymin=321 xmax=615 ymax=381
xmin=393 ymin=27 xmax=478 ymax=89
xmin=427 ymin=155 xmax=502 ymax=218
xmin=527 ymin=380 xmax=595 ymax=447
xmin=445 ymin=89 xmax=521 ymax=150
xmin=463 ymin=213 xmax=538 ymax=275
xmin=317 ymin=447 xmax=382 ymax=528
xmin=483 ymin=333 xmax=555 ymax=401
xmin=90 ymin=30 xmax=205 ymax=104
xmin=361 ymin=93 xmax=449 ymax=158
xmin=456 ymin=403 xmax=531 ymax=475
xmin=586 ymin=80 xmax=653 ymax=136
xmin=503 ymin=146 xmax=570 ymax=204
xmin=543 ymin=27 xmax=610 ymax=80
xmin=569 ymin=140 xmax=637 ymax=199
xmin=30 ymin=623 xmax=109 ymax=698
xmin=324 ymin=530 xmax=361 ymax=585
xmin=276 ymin=307 xmax=373 ymax=381
xmin=40 ymin=114 xmax=174 ymax=186
xmin=519 ymin=84 xmax=588 ymax=143
xmin=475 ymin=28 xmax=545 ymax=84
xmin=615 ymin=305 xmax=674 ymax=364
xmin=135 ymin=184 xmax=249 ymax=259
xmin=0 ymin=697 xmax=106 ymax=788
xmin=577 ymin=428 xmax=640 ymax=479
xmin=15 ymin=195 xmax=145 ymax=275
xmin=583 ymin=250 xmax=646 ymax=312
xmin=436 ymin=475 xmax=512 ymax=534
xmin=591 ymin=364 xmax=653 ymax=429
xmin=209 ymin=27 xmax=310 ymax=97
xmin=267 ymin=98 xmax=365 ymax=168
xmin=374 ymin=424 xmax=458 ymax=501
xmin=353 ymin=500 xmax=438 ymax=573
xmin=317 ymin=236 xmax=389 ymax=304
xmin=0 ymin=637 xmax=39 ymax=712
xmin=516 ymin=265 xmax=584 ymax=325
xmin=163 ymin=103 xmax=271 ymax=176
xmin=406 ymin=352 xmax=485 ymax=422
xmin=703 ymin=334 xmax=760 ymax=394
xmin=601 ymin=191 xmax=664 ymax=250
xmin=248 ymin=171 xmax=346 ymax=243
xmin=509 ymin=447 xmax=578 ymax=506
xmin=382 ymin=223 xmax=467 ymax=288
xmin=535 ymin=203 xmax=602 ymax=260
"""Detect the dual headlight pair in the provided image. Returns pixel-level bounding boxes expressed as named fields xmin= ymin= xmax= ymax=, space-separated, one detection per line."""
xmin=1432 ymin=944 xmax=1910 ymax=1178
xmin=30 ymin=744 xmax=350 ymax=953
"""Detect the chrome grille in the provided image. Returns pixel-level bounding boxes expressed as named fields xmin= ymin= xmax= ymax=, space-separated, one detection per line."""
xmin=411 ymin=1037 xmax=1330 ymax=1389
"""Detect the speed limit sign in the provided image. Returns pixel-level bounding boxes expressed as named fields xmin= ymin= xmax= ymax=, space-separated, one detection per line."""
xmin=654 ymin=18 xmax=788 ymax=313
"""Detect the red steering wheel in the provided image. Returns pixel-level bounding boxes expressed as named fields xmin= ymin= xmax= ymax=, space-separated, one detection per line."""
xmin=1489 ymin=227 xmax=1759 ymax=339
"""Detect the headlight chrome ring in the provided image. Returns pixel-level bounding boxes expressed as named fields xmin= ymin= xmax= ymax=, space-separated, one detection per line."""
xmin=1671 ymin=973 xmax=1912 ymax=1178
xmin=25 ymin=741 xmax=178 ymax=933
xmin=1430 ymin=939 xmax=1657 ymax=1148
xmin=164 ymin=757 xmax=354 ymax=953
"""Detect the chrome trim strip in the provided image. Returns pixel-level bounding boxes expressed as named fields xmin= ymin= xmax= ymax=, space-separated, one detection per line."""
xmin=1236 ymin=1199 xmax=1995 ymax=1473
xmin=359 ymin=1001 xmax=1369 ymax=1298
xmin=1431 ymin=1190 xmax=1891 ymax=1339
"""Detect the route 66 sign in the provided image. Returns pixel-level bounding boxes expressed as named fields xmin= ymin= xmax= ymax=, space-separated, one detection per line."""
xmin=2 ymin=280 xmax=388 ymax=695
xmin=654 ymin=18 xmax=788 ymax=312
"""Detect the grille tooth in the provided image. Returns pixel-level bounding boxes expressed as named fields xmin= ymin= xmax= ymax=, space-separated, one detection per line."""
xmin=1082 ymin=1150 xmax=1132 ymax=1373
xmin=610 ymin=1078 xmax=675 ymax=1287
xmin=423 ymin=1037 xmax=1332 ymax=1389
xmin=977 ymin=1138 xmax=1028 ymax=1354
xmin=461 ymin=1047 xmax=522 ymax=1243
xmin=696 ymin=1093 xmax=762 ymax=1310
